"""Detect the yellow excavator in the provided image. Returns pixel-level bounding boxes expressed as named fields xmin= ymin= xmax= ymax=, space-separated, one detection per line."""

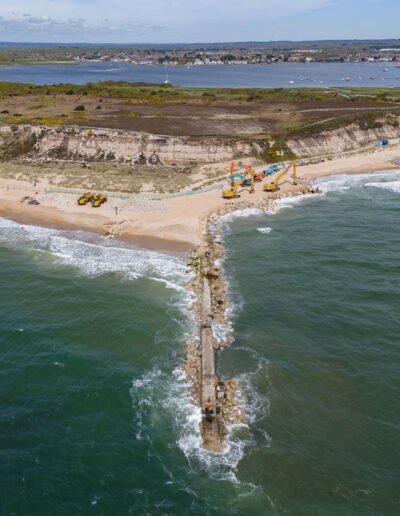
xmin=91 ymin=194 xmax=107 ymax=207
xmin=264 ymin=161 xmax=297 ymax=192
xmin=223 ymin=167 xmax=255 ymax=199
xmin=77 ymin=192 xmax=95 ymax=205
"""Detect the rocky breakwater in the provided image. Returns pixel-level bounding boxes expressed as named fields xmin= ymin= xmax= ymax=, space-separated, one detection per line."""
xmin=183 ymin=216 xmax=245 ymax=452
xmin=183 ymin=188 xmax=322 ymax=452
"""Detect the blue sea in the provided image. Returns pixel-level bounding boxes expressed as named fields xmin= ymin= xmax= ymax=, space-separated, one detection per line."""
xmin=1 ymin=170 xmax=400 ymax=514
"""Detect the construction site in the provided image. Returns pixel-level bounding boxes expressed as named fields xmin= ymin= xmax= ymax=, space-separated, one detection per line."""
xmin=184 ymin=159 xmax=320 ymax=452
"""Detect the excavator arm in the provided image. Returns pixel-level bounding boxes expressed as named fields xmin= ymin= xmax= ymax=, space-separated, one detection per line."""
xmin=223 ymin=166 xmax=254 ymax=198
xmin=264 ymin=161 xmax=297 ymax=192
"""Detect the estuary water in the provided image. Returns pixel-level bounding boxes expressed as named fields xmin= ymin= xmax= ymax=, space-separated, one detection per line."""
xmin=1 ymin=170 xmax=400 ymax=514
xmin=0 ymin=61 xmax=400 ymax=88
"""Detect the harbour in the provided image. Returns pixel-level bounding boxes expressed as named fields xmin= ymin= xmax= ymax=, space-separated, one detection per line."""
xmin=1 ymin=61 xmax=400 ymax=88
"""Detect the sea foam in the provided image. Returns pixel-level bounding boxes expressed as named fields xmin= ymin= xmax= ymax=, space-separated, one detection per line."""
xmin=256 ymin=227 xmax=272 ymax=234
xmin=0 ymin=217 xmax=186 ymax=290
xmin=313 ymin=169 xmax=400 ymax=192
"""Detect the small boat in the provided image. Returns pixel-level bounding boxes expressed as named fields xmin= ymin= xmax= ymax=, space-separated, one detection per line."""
xmin=289 ymin=80 xmax=295 ymax=84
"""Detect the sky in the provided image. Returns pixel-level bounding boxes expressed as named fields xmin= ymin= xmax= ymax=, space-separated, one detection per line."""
xmin=0 ymin=0 xmax=398 ymax=44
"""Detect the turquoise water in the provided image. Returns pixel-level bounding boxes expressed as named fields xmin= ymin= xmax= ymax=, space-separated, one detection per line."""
xmin=1 ymin=170 xmax=400 ymax=514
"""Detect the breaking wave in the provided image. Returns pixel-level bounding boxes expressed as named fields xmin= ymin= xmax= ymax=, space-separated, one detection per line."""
xmin=313 ymin=169 xmax=400 ymax=192
xmin=0 ymin=217 xmax=186 ymax=290
xmin=256 ymin=227 xmax=272 ymax=234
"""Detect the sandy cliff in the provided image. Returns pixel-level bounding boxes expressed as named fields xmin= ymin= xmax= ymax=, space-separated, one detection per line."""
xmin=0 ymin=124 xmax=255 ymax=165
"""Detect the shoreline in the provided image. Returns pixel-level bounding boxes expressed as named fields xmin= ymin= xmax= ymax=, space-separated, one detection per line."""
xmin=1 ymin=149 xmax=400 ymax=452
xmin=1 ymin=143 xmax=399 ymax=254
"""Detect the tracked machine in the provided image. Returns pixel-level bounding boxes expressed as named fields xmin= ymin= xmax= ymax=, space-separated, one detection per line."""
xmin=223 ymin=165 xmax=255 ymax=199
xmin=264 ymin=161 xmax=297 ymax=192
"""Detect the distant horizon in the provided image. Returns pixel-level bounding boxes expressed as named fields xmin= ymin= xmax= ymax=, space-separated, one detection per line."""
xmin=0 ymin=38 xmax=400 ymax=47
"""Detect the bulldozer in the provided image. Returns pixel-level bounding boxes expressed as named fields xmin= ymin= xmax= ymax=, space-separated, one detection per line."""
xmin=91 ymin=194 xmax=107 ymax=207
xmin=77 ymin=192 xmax=95 ymax=205
xmin=264 ymin=161 xmax=297 ymax=192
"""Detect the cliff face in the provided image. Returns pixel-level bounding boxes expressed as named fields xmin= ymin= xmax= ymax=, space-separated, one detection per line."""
xmin=1 ymin=120 xmax=399 ymax=164
xmin=0 ymin=124 xmax=254 ymax=165
xmin=287 ymin=123 xmax=400 ymax=157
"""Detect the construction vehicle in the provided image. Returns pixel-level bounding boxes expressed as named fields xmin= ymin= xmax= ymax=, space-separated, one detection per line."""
xmin=230 ymin=174 xmax=243 ymax=185
xmin=264 ymin=162 xmax=285 ymax=176
xmin=91 ymin=194 xmax=107 ymax=207
xmin=77 ymin=192 xmax=95 ymax=205
xmin=230 ymin=162 xmax=244 ymax=175
xmin=223 ymin=167 xmax=254 ymax=198
xmin=264 ymin=161 xmax=297 ymax=192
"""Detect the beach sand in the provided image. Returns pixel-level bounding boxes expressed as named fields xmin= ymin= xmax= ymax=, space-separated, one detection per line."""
xmin=1 ymin=145 xmax=399 ymax=252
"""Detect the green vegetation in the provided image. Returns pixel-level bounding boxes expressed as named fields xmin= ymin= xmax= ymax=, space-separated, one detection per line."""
xmin=0 ymin=81 xmax=399 ymax=153
xmin=287 ymin=110 xmax=400 ymax=138
xmin=259 ymin=139 xmax=297 ymax=162
xmin=0 ymin=80 xmax=398 ymax=105
xmin=0 ymin=160 xmax=196 ymax=194
xmin=0 ymin=129 xmax=37 ymax=159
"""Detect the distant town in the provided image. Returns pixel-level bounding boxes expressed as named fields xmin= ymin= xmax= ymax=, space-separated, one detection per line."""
xmin=73 ymin=48 xmax=400 ymax=66
xmin=1 ymin=40 xmax=400 ymax=66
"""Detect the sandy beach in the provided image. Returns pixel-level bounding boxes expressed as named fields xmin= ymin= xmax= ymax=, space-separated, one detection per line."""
xmin=1 ymin=144 xmax=399 ymax=252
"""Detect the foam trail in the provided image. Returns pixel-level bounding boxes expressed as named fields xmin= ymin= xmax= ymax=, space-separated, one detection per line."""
xmin=314 ymin=169 xmax=400 ymax=192
xmin=220 ymin=208 xmax=263 ymax=223
xmin=365 ymin=180 xmax=400 ymax=193
xmin=0 ymin=217 xmax=186 ymax=288
xmin=256 ymin=227 xmax=272 ymax=234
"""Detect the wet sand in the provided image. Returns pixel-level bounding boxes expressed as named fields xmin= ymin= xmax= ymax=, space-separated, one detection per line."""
xmin=0 ymin=144 xmax=399 ymax=252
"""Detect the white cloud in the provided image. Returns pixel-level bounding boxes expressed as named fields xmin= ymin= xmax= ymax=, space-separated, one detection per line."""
xmin=0 ymin=0 xmax=362 ymax=42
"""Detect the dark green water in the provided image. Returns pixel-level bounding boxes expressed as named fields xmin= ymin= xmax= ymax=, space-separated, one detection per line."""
xmin=1 ymin=170 xmax=400 ymax=514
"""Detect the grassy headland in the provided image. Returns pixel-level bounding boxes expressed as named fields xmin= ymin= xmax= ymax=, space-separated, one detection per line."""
xmin=0 ymin=81 xmax=399 ymax=141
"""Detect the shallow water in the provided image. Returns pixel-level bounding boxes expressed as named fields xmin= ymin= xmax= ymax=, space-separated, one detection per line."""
xmin=0 ymin=61 xmax=400 ymax=88
xmin=1 ymin=170 xmax=400 ymax=513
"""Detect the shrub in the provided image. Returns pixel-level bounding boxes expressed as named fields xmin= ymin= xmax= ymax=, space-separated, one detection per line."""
xmin=96 ymin=105 xmax=102 ymax=110
xmin=74 ymin=105 xmax=85 ymax=111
